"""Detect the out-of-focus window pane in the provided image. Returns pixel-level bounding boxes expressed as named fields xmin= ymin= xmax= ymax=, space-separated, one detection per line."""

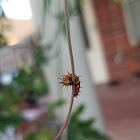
xmin=123 ymin=0 xmax=140 ymax=45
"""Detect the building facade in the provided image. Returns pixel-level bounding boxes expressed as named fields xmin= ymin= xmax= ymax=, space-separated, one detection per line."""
xmin=83 ymin=0 xmax=140 ymax=83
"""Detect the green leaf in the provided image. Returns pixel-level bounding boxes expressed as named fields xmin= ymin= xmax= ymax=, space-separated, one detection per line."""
xmin=80 ymin=0 xmax=85 ymax=4
xmin=113 ymin=0 xmax=120 ymax=2
xmin=62 ymin=22 xmax=66 ymax=37
xmin=67 ymin=105 xmax=111 ymax=140
xmin=24 ymin=133 xmax=37 ymax=140
xmin=0 ymin=111 xmax=24 ymax=132
xmin=45 ymin=0 xmax=52 ymax=11
xmin=70 ymin=105 xmax=85 ymax=122
xmin=34 ymin=46 xmax=49 ymax=65
xmin=23 ymin=63 xmax=31 ymax=75
xmin=47 ymin=99 xmax=65 ymax=117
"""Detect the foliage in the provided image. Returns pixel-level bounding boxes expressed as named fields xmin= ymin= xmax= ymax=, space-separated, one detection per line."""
xmin=0 ymin=110 xmax=23 ymax=131
xmin=0 ymin=16 xmax=10 ymax=47
xmin=0 ymin=0 xmax=51 ymax=136
xmin=47 ymin=99 xmax=65 ymax=117
xmin=34 ymin=46 xmax=49 ymax=65
xmin=0 ymin=4 xmax=12 ymax=47
xmin=67 ymin=105 xmax=111 ymax=140
xmin=0 ymin=33 xmax=7 ymax=46
xmin=80 ymin=0 xmax=85 ymax=4
xmin=0 ymin=92 xmax=24 ymax=131
xmin=55 ymin=4 xmax=78 ymax=36
xmin=44 ymin=0 xmax=52 ymax=12
xmin=7 ymin=67 xmax=48 ymax=98
xmin=0 ymin=67 xmax=48 ymax=131
xmin=24 ymin=129 xmax=57 ymax=140
xmin=24 ymin=133 xmax=37 ymax=140
xmin=113 ymin=0 xmax=120 ymax=2
xmin=0 ymin=45 xmax=49 ymax=132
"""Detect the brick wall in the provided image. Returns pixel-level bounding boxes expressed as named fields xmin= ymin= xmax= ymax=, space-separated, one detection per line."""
xmin=92 ymin=0 xmax=140 ymax=81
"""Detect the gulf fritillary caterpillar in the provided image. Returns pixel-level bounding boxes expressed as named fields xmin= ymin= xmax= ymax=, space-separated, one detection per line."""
xmin=59 ymin=73 xmax=81 ymax=97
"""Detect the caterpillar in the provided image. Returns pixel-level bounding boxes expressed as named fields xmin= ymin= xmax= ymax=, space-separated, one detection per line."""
xmin=59 ymin=73 xmax=81 ymax=97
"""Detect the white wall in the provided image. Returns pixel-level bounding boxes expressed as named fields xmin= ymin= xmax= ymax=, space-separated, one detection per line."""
xmin=29 ymin=0 xmax=105 ymax=139
xmin=81 ymin=0 xmax=110 ymax=84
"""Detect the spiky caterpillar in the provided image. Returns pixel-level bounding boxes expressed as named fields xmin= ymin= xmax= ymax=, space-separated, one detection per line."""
xmin=60 ymin=73 xmax=81 ymax=97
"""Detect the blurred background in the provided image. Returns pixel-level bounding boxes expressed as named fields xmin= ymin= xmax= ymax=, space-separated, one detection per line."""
xmin=0 ymin=0 xmax=140 ymax=140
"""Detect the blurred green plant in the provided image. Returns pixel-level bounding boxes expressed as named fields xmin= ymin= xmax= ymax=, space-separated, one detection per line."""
xmin=0 ymin=110 xmax=23 ymax=131
xmin=0 ymin=90 xmax=24 ymax=131
xmin=0 ymin=16 xmax=10 ymax=47
xmin=47 ymin=99 xmax=65 ymax=117
xmin=24 ymin=129 xmax=57 ymax=140
xmin=6 ymin=67 xmax=48 ymax=99
xmin=0 ymin=45 xmax=49 ymax=132
xmin=34 ymin=45 xmax=49 ymax=65
xmin=0 ymin=4 xmax=12 ymax=47
xmin=0 ymin=70 xmax=48 ymax=132
xmin=113 ymin=0 xmax=120 ymax=2
xmin=80 ymin=0 xmax=85 ymax=4
xmin=55 ymin=3 xmax=78 ymax=36
xmin=67 ymin=105 xmax=111 ymax=140
xmin=44 ymin=0 xmax=52 ymax=12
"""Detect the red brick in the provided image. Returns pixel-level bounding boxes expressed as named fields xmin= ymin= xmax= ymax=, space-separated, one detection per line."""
xmin=92 ymin=0 xmax=140 ymax=81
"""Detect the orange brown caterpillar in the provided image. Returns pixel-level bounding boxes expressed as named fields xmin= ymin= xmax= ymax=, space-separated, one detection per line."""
xmin=60 ymin=73 xmax=81 ymax=97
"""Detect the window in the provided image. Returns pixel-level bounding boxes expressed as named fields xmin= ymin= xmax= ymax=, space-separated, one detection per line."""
xmin=123 ymin=0 xmax=140 ymax=45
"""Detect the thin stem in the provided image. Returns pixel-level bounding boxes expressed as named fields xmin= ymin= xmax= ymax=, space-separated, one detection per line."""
xmin=53 ymin=0 xmax=75 ymax=139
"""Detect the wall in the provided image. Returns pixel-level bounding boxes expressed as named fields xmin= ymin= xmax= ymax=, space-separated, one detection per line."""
xmin=5 ymin=19 xmax=33 ymax=46
xmin=81 ymin=0 xmax=110 ymax=84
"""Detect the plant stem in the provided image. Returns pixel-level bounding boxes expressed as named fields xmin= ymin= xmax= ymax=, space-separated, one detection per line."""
xmin=53 ymin=0 xmax=75 ymax=139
